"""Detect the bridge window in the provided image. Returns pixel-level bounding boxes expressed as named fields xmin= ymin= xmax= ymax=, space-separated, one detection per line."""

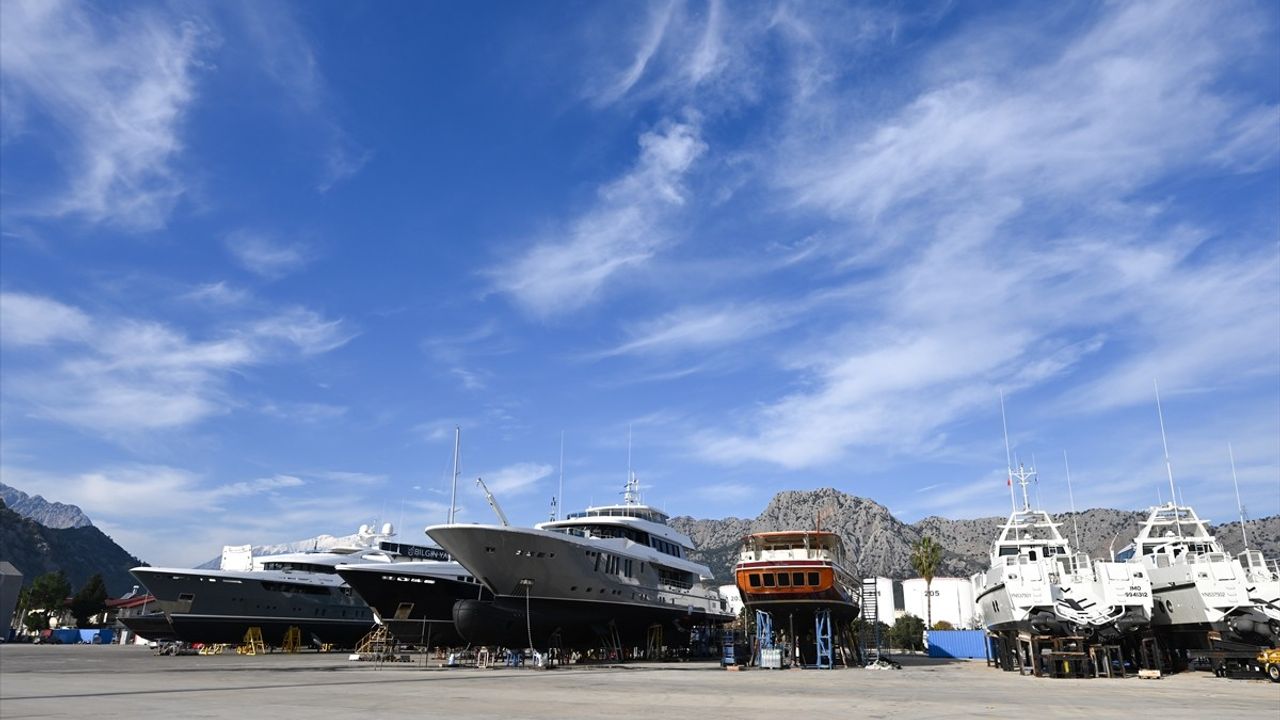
xmin=793 ymin=572 xmax=805 ymax=586
xmin=748 ymin=574 xmax=761 ymax=588
xmin=807 ymin=572 xmax=819 ymax=586
xmin=763 ymin=574 xmax=776 ymax=587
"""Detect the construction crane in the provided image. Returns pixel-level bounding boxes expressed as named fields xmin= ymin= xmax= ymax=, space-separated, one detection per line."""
xmin=475 ymin=477 xmax=510 ymax=526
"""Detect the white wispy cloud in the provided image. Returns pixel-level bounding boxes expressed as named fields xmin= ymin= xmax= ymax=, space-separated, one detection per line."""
xmin=0 ymin=0 xmax=208 ymax=229
xmin=0 ymin=463 xmax=395 ymax=565
xmin=477 ymin=462 xmax=553 ymax=496
xmin=259 ymin=401 xmax=348 ymax=423
xmin=251 ymin=307 xmax=358 ymax=355
xmin=0 ymin=292 xmax=356 ymax=435
xmin=0 ymin=291 xmax=91 ymax=345
xmin=487 ymin=119 xmax=707 ymax=318
xmin=688 ymin=0 xmax=1279 ymax=470
xmin=229 ymin=0 xmax=368 ymax=192
xmin=594 ymin=0 xmax=677 ymax=104
xmin=181 ymin=282 xmax=252 ymax=308
xmin=595 ymin=301 xmax=796 ymax=358
xmin=225 ymin=231 xmax=312 ymax=279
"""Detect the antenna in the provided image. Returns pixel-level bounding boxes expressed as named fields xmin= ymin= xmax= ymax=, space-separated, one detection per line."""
xmin=626 ymin=423 xmax=633 ymax=485
xmin=557 ymin=430 xmax=565 ymax=521
xmin=1153 ymin=379 xmax=1182 ymax=538
xmin=1063 ymin=450 xmax=1082 ymax=552
xmin=449 ymin=426 xmax=461 ymax=524
xmin=1000 ymin=391 xmax=1016 ymax=513
xmin=1032 ymin=453 xmax=1042 ymax=510
xmin=1228 ymin=442 xmax=1249 ymax=549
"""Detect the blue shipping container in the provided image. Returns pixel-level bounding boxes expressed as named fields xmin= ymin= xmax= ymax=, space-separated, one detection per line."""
xmin=926 ymin=630 xmax=990 ymax=659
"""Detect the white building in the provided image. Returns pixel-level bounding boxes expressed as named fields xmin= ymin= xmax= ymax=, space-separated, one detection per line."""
xmin=901 ymin=577 xmax=977 ymax=628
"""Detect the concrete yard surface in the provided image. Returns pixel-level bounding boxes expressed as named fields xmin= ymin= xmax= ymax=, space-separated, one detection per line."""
xmin=1 ymin=645 xmax=1277 ymax=719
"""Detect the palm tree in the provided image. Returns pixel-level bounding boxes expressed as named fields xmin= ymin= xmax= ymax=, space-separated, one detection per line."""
xmin=910 ymin=536 xmax=942 ymax=629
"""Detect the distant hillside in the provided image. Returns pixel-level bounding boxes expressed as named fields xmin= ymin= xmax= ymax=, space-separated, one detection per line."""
xmin=0 ymin=500 xmax=144 ymax=595
xmin=671 ymin=488 xmax=1280 ymax=582
xmin=0 ymin=482 xmax=92 ymax=529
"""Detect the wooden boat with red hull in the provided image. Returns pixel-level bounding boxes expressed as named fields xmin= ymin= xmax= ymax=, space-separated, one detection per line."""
xmin=734 ymin=531 xmax=861 ymax=622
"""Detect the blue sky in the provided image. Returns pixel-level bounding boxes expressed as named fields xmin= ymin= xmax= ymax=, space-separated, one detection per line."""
xmin=1 ymin=0 xmax=1277 ymax=567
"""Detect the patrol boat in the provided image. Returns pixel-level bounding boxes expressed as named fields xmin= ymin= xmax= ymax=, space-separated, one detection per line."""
xmin=1127 ymin=503 xmax=1279 ymax=647
xmin=972 ymin=464 xmax=1153 ymax=638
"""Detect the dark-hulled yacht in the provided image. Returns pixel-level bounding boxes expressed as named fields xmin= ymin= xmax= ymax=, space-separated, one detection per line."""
xmin=130 ymin=524 xmax=439 ymax=647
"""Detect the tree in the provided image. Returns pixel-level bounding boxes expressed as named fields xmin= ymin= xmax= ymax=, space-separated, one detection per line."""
xmin=931 ymin=620 xmax=954 ymax=631
xmin=70 ymin=574 xmax=109 ymax=628
xmin=25 ymin=571 xmax=71 ymax=631
xmin=910 ymin=536 xmax=942 ymax=629
xmin=889 ymin=614 xmax=925 ymax=652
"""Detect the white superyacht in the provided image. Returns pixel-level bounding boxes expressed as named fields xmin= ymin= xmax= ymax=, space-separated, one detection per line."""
xmin=425 ymin=474 xmax=734 ymax=651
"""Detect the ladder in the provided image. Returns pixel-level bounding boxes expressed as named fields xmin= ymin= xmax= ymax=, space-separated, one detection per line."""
xmin=237 ymin=627 xmax=266 ymax=655
xmin=281 ymin=626 xmax=302 ymax=653
xmin=860 ymin=578 xmax=881 ymax=662
xmin=355 ymin=626 xmax=390 ymax=656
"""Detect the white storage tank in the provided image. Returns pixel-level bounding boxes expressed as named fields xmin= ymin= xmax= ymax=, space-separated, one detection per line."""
xmin=901 ymin=577 xmax=976 ymax=628
xmin=862 ymin=576 xmax=899 ymax=627
xmin=718 ymin=584 xmax=745 ymax=617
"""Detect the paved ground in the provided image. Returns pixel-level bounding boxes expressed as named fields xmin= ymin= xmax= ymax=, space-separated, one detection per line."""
xmin=1 ymin=645 xmax=1276 ymax=719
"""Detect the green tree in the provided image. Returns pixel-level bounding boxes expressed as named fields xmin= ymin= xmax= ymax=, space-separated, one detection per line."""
xmin=25 ymin=571 xmax=71 ymax=631
xmin=889 ymin=614 xmax=925 ymax=652
xmin=931 ymin=619 xmax=954 ymax=631
xmin=910 ymin=536 xmax=942 ymax=629
xmin=70 ymin=574 xmax=109 ymax=628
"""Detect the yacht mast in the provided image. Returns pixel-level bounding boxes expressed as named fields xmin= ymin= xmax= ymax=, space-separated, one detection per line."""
xmin=449 ymin=426 xmax=460 ymax=524
xmin=557 ymin=430 xmax=565 ymax=521
xmin=1153 ymin=379 xmax=1182 ymax=538
xmin=1228 ymin=442 xmax=1249 ymax=549
xmin=1000 ymin=391 xmax=1017 ymax=513
xmin=1063 ymin=450 xmax=1082 ymax=552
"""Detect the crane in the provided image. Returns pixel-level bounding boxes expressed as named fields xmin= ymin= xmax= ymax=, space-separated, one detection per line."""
xmin=475 ymin=477 xmax=510 ymax=527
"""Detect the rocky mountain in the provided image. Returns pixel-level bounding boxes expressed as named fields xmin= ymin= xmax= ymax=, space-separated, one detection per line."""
xmin=671 ymin=488 xmax=1280 ymax=582
xmin=195 ymin=532 xmax=364 ymax=569
xmin=0 ymin=500 xmax=144 ymax=596
xmin=0 ymin=482 xmax=93 ymax=529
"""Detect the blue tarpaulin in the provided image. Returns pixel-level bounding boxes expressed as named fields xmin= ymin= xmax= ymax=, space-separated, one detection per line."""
xmin=926 ymin=630 xmax=990 ymax=659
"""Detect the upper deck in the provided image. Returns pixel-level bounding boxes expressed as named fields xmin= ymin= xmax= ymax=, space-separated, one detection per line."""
xmin=738 ymin=531 xmax=847 ymax=566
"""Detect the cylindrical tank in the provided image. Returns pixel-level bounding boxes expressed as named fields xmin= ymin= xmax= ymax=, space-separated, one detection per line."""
xmin=900 ymin=577 xmax=976 ymax=628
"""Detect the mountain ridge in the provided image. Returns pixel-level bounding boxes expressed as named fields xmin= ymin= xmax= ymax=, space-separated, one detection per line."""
xmin=0 ymin=499 xmax=144 ymax=596
xmin=670 ymin=488 xmax=1280 ymax=582
xmin=0 ymin=482 xmax=93 ymax=529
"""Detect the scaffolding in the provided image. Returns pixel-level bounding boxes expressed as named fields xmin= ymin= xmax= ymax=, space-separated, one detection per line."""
xmin=814 ymin=609 xmax=833 ymax=669
xmin=754 ymin=610 xmax=774 ymax=666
